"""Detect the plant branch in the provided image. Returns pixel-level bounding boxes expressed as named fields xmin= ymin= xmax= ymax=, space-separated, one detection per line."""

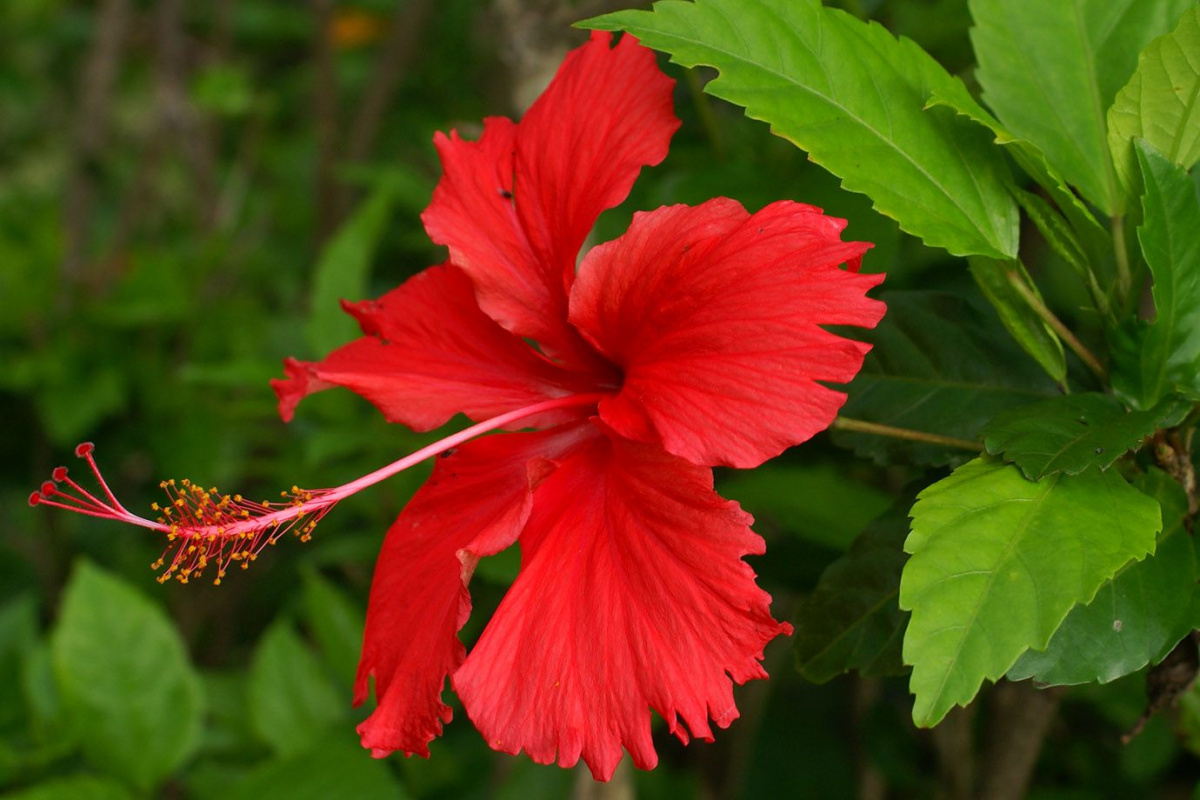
xmin=312 ymin=0 xmax=342 ymax=243
xmin=831 ymin=418 xmax=984 ymax=452
xmin=1004 ymin=270 xmax=1107 ymax=382
xmin=345 ymin=0 xmax=435 ymax=167
xmin=978 ymin=682 xmax=1065 ymax=800
xmin=61 ymin=0 xmax=132 ymax=293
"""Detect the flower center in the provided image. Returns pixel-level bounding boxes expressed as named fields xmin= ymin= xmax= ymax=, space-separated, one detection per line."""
xmin=30 ymin=393 xmax=606 ymax=585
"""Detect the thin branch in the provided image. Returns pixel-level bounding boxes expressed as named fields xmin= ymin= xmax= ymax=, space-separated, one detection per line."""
xmin=978 ymin=682 xmax=1065 ymax=800
xmin=932 ymin=704 xmax=976 ymax=800
xmin=1004 ymin=270 xmax=1107 ymax=382
xmin=61 ymin=0 xmax=133 ymax=291
xmin=831 ymin=417 xmax=984 ymax=452
xmin=312 ymin=0 xmax=342 ymax=243
xmin=345 ymin=0 xmax=435 ymax=167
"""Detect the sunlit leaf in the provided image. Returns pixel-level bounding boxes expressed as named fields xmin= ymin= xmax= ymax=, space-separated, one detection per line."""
xmin=926 ymin=79 xmax=1110 ymax=267
xmin=1111 ymin=141 xmax=1200 ymax=408
xmin=901 ymin=457 xmax=1160 ymax=726
xmin=587 ymin=0 xmax=1019 ymax=258
xmin=969 ymin=0 xmax=1195 ymax=214
xmin=1009 ymin=469 xmax=1196 ymax=685
xmin=1108 ymin=8 xmax=1200 ymax=194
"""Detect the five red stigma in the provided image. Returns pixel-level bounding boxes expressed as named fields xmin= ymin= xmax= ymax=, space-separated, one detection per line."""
xmin=30 ymin=442 xmax=328 ymax=585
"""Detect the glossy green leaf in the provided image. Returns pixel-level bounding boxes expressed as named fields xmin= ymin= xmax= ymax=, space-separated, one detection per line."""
xmin=834 ymin=291 xmax=1058 ymax=467
xmin=1009 ymin=469 xmax=1196 ymax=685
xmin=1109 ymin=9 xmax=1200 ymax=194
xmin=247 ymin=619 xmax=343 ymax=758
xmin=227 ymin=730 xmax=405 ymax=800
xmin=926 ymin=79 xmax=1110 ymax=266
xmin=794 ymin=504 xmax=911 ymax=683
xmin=970 ymin=0 xmax=1195 ymax=214
xmin=587 ymin=0 xmax=1019 ymax=258
xmin=306 ymin=179 xmax=396 ymax=355
xmin=1111 ymin=141 xmax=1200 ymax=408
xmin=981 ymin=393 xmax=1183 ymax=480
xmin=301 ymin=569 xmax=365 ymax=689
xmin=50 ymin=561 xmax=204 ymax=792
xmin=968 ymin=257 xmax=1067 ymax=383
xmin=901 ymin=457 xmax=1160 ymax=726
xmin=720 ymin=463 xmax=892 ymax=551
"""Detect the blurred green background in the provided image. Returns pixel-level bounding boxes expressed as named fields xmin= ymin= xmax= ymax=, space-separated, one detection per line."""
xmin=2 ymin=0 xmax=1199 ymax=798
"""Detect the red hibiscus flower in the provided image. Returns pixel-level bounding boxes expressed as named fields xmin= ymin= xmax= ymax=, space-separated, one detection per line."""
xmin=31 ymin=31 xmax=884 ymax=781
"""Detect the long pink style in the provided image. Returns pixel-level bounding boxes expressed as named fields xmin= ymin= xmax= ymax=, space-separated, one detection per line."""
xmin=30 ymin=393 xmax=605 ymax=584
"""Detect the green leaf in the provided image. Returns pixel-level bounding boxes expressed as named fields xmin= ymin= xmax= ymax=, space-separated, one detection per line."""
xmin=50 ymin=561 xmax=204 ymax=792
xmin=0 ymin=595 xmax=38 ymax=729
xmin=794 ymin=503 xmax=911 ymax=683
xmin=247 ymin=619 xmax=343 ymax=758
xmin=1013 ymin=189 xmax=1094 ymax=286
xmin=301 ymin=569 xmax=365 ymax=689
xmin=1111 ymin=140 xmax=1200 ymax=408
xmin=1109 ymin=9 xmax=1200 ymax=195
xmin=926 ymin=78 xmax=1110 ymax=267
xmin=981 ymin=393 xmax=1183 ymax=480
xmin=968 ymin=257 xmax=1067 ymax=383
xmin=0 ymin=776 xmax=136 ymax=800
xmin=21 ymin=641 xmax=71 ymax=745
xmin=306 ymin=179 xmax=397 ymax=354
xmin=720 ymin=463 xmax=892 ymax=551
xmin=834 ymin=291 xmax=1058 ymax=467
xmin=226 ymin=730 xmax=406 ymax=800
xmin=586 ymin=0 xmax=1019 ymax=258
xmin=969 ymin=0 xmax=1195 ymax=215
xmin=900 ymin=457 xmax=1160 ymax=727
xmin=1008 ymin=468 xmax=1195 ymax=685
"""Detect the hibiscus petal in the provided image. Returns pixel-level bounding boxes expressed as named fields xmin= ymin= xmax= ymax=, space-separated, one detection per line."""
xmin=421 ymin=31 xmax=677 ymax=363
xmin=569 ymin=199 xmax=886 ymax=469
xmin=271 ymin=264 xmax=591 ymax=431
xmin=356 ymin=422 xmax=594 ymax=758
xmin=454 ymin=429 xmax=791 ymax=780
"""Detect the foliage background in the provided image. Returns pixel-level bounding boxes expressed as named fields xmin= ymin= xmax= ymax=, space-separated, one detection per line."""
xmin=1 ymin=0 xmax=1198 ymax=797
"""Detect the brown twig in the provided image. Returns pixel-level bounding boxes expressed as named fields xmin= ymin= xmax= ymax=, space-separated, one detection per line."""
xmin=978 ymin=682 xmax=1065 ymax=800
xmin=932 ymin=703 xmax=976 ymax=800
